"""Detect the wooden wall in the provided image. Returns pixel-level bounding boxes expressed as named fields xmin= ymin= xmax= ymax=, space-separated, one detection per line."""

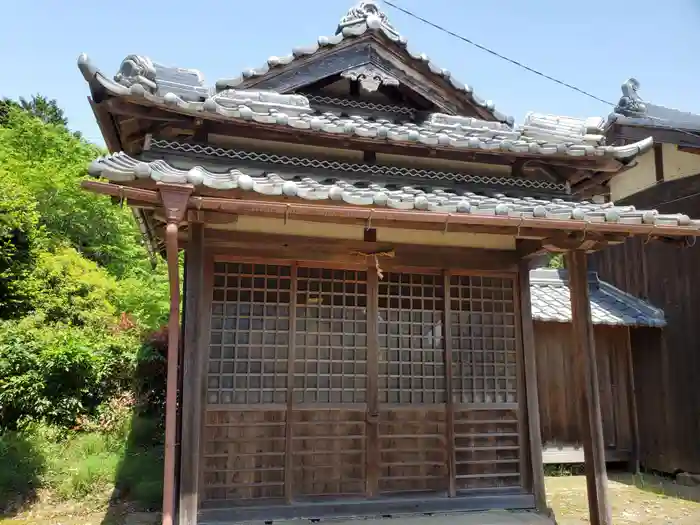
xmin=534 ymin=322 xmax=635 ymax=464
xmin=590 ymin=228 xmax=700 ymax=475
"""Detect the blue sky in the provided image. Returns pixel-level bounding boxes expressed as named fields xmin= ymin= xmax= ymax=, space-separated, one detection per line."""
xmin=2 ymin=0 xmax=699 ymax=146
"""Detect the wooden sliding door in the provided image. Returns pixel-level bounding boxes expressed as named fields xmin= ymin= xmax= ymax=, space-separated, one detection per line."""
xmin=200 ymin=261 xmax=525 ymax=508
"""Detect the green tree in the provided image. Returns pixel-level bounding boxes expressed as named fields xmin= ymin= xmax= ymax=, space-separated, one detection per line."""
xmin=1 ymin=95 xmax=68 ymax=128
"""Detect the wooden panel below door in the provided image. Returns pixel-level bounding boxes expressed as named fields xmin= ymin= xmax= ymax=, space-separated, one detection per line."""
xmin=290 ymin=408 xmax=367 ymax=498
xmin=453 ymin=406 xmax=522 ymax=491
xmin=378 ymin=407 xmax=448 ymax=494
xmin=201 ymin=408 xmax=287 ymax=503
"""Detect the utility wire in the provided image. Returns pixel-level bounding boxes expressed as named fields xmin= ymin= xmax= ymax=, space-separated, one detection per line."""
xmin=383 ymin=0 xmax=615 ymax=107
xmin=383 ymin=0 xmax=700 ymax=140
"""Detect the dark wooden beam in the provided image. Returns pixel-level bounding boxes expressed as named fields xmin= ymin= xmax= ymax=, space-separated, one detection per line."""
xmin=178 ymin=222 xmax=205 ymax=525
xmin=653 ymin=143 xmax=665 ymax=183
xmin=82 ymin=180 xmax=700 ymax=241
xmin=202 ymin=229 xmax=520 ymax=272
xmin=566 ymin=250 xmax=612 ymax=525
xmin=625 ymin=326 xmax=641 ymax=475
xmin=517 ymin=260 xmax=547 ymax=513
xmin=443 ymin=271 xmax=456 ymax=497
xmin=366 ymin=265 xmax=380 ymax=497
xmin=614 ymin=124 xmax=700 ymax=148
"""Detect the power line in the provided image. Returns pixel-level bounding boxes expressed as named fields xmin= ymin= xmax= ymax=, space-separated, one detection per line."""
xmin=382 ymin=0 xmax=700 ymax=140
xmin=382 ymin=0 xmax=615 ymax=107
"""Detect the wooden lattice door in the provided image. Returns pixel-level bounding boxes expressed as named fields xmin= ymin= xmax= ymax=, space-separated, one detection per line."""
xmin=201 ymin=261 xmax=525 ymax=508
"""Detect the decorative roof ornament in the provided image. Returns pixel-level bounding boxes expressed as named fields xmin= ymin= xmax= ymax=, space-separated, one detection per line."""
xmin=337 ymin=1 xmax=400 ymax=39
xmin=614 ymin=78 xmax=647 ymax=118
xmin=114 ymin=55 xmax=158 ymax=94
xmin=341 ymin=64 xmax=399 ymax=93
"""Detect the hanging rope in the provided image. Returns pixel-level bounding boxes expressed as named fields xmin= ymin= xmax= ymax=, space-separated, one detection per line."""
xmin=351 ymin=249 xmax=395 ymax=280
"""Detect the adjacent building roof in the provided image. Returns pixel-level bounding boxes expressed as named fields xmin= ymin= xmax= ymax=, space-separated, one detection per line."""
xmin=78 ymin=54 xmax=654 ymax=163
xmin=611 ymin=78 xmax=700 ymax=132
xmin=88 ymin=147 xmax=698 ymax=228
xmin=530 ymin=268 xmax=666 ymax=327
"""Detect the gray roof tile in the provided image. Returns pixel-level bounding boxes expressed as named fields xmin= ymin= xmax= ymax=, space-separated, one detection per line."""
xmin=612 ymin=78 xmax=700 ymax=132
xmin=213 ymin=1 xmax=514 ymax=125
xmin=88 ymin=151 xmax=699 ymax=229
xmin=76 ymin=54 xmax=654 ymax=163
xmin=530 ymin=268 xmax=666 ymax=327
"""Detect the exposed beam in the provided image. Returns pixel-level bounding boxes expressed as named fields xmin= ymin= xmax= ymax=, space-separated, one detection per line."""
xmin=202 ymin=229 xmax=520 ymax=271
xmin=81 ymin=180 xmax=700 ymax=240
xmin=566 ymin=250 xmax=612 ymax=525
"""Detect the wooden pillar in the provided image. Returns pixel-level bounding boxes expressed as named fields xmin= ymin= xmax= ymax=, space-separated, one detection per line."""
xmin=566 ymin=251 xmax=612 ymax=525
xmin=625 ymin=327 xmax=641 ymax=475
xmin=517 ymin=261 xmax=547 ymax=512
xmin=443 ymin=271 xmax=456 ymax=497
xmin=159 ymin=183 xmax=194 ymax=525
xmin=365 ymin=265 xmax=380 ymax=498
xmin=178 ymin=221 xmax=205 ymax=525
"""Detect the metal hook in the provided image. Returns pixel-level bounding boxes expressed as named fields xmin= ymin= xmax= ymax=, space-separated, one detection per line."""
xmin=443 ymin=213 xmax=451 ymax=234
xmin=284 ymin=204 xmax=291 ymax=225
xmin=644 ymin=229 xmax=654 ymax=245
xmin=119 ymin=187 xmax=126 ymax=209
xmin=515 ymin=216 xmax=524 ymax=239
xmin=366 ymin=209 xmax=374 ymax=231
xmin=686 ymin=236 xmax=697 ymax=248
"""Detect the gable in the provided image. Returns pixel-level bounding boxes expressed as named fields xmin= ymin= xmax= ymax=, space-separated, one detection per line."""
xmin=214 ymin=1 xmax=514 ymax=125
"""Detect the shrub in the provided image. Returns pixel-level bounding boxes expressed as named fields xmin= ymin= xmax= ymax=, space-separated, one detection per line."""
xmin=0 ymin=317 xmax=138 ymax=430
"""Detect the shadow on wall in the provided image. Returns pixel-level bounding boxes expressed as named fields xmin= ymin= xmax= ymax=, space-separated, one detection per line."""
xmin=0 ymin=431 xmax=45 ymax=518
xmin=100 ymin=330 xmax=167 ymax=525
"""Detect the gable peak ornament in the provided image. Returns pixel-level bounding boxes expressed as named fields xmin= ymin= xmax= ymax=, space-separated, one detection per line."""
xmin=337 ymin=1 xmax=400 ymax=39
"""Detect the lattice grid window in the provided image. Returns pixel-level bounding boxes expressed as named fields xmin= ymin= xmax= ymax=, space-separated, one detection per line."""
xmin=294 ymin=267 xmax=368 ymax=404
xmin=207 ymin=263 xmax=291 ymax=405
xmin=450 ymin=275 xmax=517 ymax=404
xmin=378 ymin=272 xmax=446 ymax=404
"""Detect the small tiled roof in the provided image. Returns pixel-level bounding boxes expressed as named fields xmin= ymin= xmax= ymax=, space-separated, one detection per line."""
xmin=611 ymin=78 xmax=700 ymax=132
xmin=214 ymin=1 xmax=514 ymax=125
xmin=88 ymin=151 xmax=698 ymax=228
xmin=530 ymin=268 xmax=665 ymax=327
xmin=77 ymin=55 xmax=653 ymax=163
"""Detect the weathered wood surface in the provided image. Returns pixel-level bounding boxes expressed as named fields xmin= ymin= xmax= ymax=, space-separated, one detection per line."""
xmin=517 ymin=263 xmax=547 ymax=512
xmin=534 ymin=323 xmax=634 ymax=464
xmin=198 ymin=259 xmax=528 ymax=512
xmin=567 ymin=250 xmax=612 ymax=525
xmin=178 ymin=223 xmax=206 ymax=525
xmin=590 ymin=192 xmax=700 ymax=475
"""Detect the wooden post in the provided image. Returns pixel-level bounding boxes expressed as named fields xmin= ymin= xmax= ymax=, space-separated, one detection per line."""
xmin=366 ymin=265 xmax=380 ymax=498
xmin=178 ymin=221 xmax=205 ymax=525
xmin=625 ymin=327 xmax=641 ymax=475
xmin=159 ymin=183 xmax=193 ymax=525
xmin=442 ymin=271 xmax=456 ymax=497
xmin=517 ymin=261 xmax=547 ymax=512
xmin=566 ymin=251 xmax=612 ymax=525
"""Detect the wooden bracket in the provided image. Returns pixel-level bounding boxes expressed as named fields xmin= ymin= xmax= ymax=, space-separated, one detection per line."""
xmin=158 ymin=182 xmax=194 ymax=224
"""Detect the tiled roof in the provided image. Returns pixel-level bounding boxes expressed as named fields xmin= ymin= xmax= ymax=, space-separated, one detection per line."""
xmin=611 ymin=78 xmax=700 ymax=131
xmin=530 ymin=268 xmax=665 ymax=327
xmin=214 ymin=1 xmax=514 ymax=125
xmin=77 ymin=55 xmax=653 ymax=162
xmin=88 ymin=151 xmax=698 ymax=228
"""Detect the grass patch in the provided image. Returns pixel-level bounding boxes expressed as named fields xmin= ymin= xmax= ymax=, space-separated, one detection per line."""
xmin=0 ymin=400 xmax=163 ymax=517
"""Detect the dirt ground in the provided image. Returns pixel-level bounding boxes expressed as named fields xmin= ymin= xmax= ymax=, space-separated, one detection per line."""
xmin=1 ymin=473 xmax=699 ymax=525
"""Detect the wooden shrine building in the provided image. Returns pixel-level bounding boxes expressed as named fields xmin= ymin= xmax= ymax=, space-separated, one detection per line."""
xmin=77 ymin=3 xmax=700 ymax=525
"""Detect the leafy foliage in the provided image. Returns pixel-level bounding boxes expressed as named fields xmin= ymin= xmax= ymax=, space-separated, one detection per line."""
xmin=0 ymin=98 xmax=170 ymax=436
